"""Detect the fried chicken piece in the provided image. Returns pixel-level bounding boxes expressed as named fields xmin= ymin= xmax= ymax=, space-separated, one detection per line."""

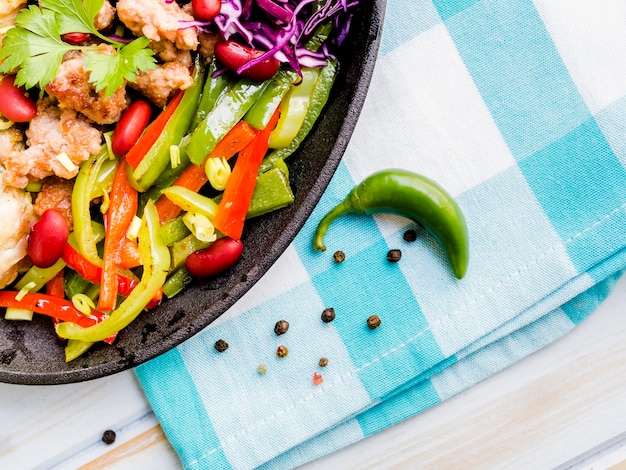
xmin=34 ymin=176 xmax=74 ymax=231
xmin=150 ymin=40 xmax=193 ymax=67
xmin=0 ymin=98 xmax=102 ymax=188
xmin=94 ymin=0 xmax=116 ymax=31
xmin=46 ymin=47 xmax=129 ymax=125
xmin=129 ymin=61 xmax=194 ymax=107
xmin=117 ymin=0 xmax=198 ymax=51
xmin=0 ymin=166 xmax=36 ymax=288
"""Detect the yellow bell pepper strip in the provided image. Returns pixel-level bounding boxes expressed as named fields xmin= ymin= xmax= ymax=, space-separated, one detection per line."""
xmin=99 ymin=161 xmax=138 ymax=311
xmin=72 ymin=147 xmax=112 ymax=266
xmin=130 ymin=58 xmax=206 ymax=191
xmin=56 ymin=201 xmax=170 ymax=343
xmin=212 ymin=106 xmax=280 ymax=240
xmin=160 ymin=186 xmax=219 ymax=220
xmin=268 ymin=67 xmax=320 ymax=149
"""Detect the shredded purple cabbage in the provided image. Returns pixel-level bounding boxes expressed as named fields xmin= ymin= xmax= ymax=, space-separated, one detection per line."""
xmin=181 ymin=0 xmax=358 ymax=77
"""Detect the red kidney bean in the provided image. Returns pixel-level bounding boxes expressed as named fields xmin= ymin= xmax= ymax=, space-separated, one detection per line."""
xmin=215 ymin=41 xmax=280 ymax=82
xmin=192 ymin=0 xmax=221 ymax=21
xmin=0 ymin=75 xmax=37 ymax=123
xmin=61 ymin=32 xmax=91 ymax=45
xmin=186 ymin=237 xmax=244 ymax=278
xmin=111 ymin=100 xmax=153 ymax=156
xmin=28 ymin=210 xmax=69 ymax=269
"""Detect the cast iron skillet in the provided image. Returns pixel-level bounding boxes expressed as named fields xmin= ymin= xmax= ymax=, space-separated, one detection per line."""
xmin=0 ymin=0 xmax=386 ymax=385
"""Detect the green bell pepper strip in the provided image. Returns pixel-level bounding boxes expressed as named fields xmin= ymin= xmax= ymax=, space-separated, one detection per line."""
xmin=162 ymin=267 xmax=193 ymax=298
xmin=260 ymin=60 xmax=337 ymax=173
xmin=72 ymin=146 xmax=112 ymax=266
xmin=312 ymin=169 xmax=470 ymax=279
xmin=186 ymin=78 xmax=271 ymax=166
xmin=244 ymin=69 xmax=298 ymax=130
xmin=159 ymin=216 xmax=191 ymax=246
xmin=55 ymin=201 xmax=170 ymax=343
xmin=169 ymin=233 xmax=211 ymax=272
xmin=190 ymin=60 xmax=234 ymax=131
xmin=131 ymin=58 xmax=206 ymax=191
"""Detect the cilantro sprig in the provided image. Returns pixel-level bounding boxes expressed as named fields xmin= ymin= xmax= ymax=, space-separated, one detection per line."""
xmin=0 ymin=0 xmax=157 ymax=96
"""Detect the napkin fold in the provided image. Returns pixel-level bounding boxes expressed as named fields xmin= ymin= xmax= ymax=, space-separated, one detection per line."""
xmin=136 ymin=0 xmax=626 ymax=468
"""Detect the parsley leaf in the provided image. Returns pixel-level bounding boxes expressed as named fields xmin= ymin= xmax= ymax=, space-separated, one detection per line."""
xmin=83 ymin=38 xmax=157 ymax=96
xmin=0 ymin=5 xmax=85 ymax=90
xmin=43 ymin=0 xmax=105 ymax=37
xmin=0 ymin=1 xmax=156 ymax=94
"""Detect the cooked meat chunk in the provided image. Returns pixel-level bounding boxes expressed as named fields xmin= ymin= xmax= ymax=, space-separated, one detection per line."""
xmin=0 ymin=98 xmax=102 ymax=188
xmin=0 ymin=0 xmax=26 ymax=46
xmin=0 ymin=0 xmax=25 ymax=17
xmin=46 ymin=47 xmax=129 ymax=125
xmin=94 ymin=1 xmax=116 ymax=31
xmin=129 ymin=61 xmax=193 ymax=107
xmin=0 ymin=167 xmax=36 ymax=288
xmin=151 ymin=40 xmax=193 ymax=67
xmin=198 ymin=32 xmax=221 ymax=60
xmin=0 ymin=128 xmax=24 ymax=156
xmin=34 ymin=176 xmax=74 ymax=231
xmin=117 ymin=0 xmax=198 ymax=51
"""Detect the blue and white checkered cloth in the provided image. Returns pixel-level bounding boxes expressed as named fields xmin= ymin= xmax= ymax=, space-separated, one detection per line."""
xmin=135 ymin=1 xmax=626 ymax=468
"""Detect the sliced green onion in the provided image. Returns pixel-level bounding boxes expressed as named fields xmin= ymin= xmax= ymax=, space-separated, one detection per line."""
xmin=100 ymin=187 xmax=111 ymax=214
xmin=182 ymin=212 xmax=217 ymax=243
xmin=25 ymin=182 xmax=43 ymax=193
xmin=170 ymin=145 xmax=181 ymax=169
xmin=15 ymin=282 xmax=36 ymax=301
xmin=126 ymin=215 xmax=142 ymax=240
xmin=72 ymin=294 xmax=96 ymax=316
xmin=205 ymin=156 xmax=231 ymax=191
xmin=4 ymin=308 xmax=34 ymax=321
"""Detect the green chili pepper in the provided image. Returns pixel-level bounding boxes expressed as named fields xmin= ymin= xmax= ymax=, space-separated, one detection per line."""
xmin=186 ymin=77 xmax=271 ymax=166
xmin=131 ymin=57 xmax=206 ymax=191
xmin=56 ymin=201 xmax=170 ymax=343
xmin=312 ymin=169 xmax=470 ymax=279
xmin=260 ymin=60 xmax=337 ymax=173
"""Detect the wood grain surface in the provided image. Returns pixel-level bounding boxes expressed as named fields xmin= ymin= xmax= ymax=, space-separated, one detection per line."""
xmin=1 ymin=275 xmax=624 ymax=470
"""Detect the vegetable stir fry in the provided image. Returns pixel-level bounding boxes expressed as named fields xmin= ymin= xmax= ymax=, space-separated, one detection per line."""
xmin=0 ymin=0 xmax=356 ymax=361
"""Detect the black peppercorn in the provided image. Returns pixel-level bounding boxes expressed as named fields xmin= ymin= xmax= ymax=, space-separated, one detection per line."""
xmin=274 ymin=320 xmax=289 ymax=335
xmin=214 ymin=339 xmax=229 ymax=352
xmin=276 ymin=345 xmax=288 ymax=358
xmin=319 ymin=357 xmax=329 ymax=367
xmin=102 ymin=429 xmax=116 ymax=445
xmin=387 ymin=249 xmax=402 ymax=262
xmin=321 ymin=307 xmax=336 ymax=323
xmin=403 ymin=229 xmax=417 ymax=242
xmin=367 ymin=315 xmax=381 ymax=329
xmin=333 ymin=250 xmax=346 ymax=263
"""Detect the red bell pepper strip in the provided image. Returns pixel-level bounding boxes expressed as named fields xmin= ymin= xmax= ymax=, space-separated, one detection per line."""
xmin=120 ymin=238 xmax=142 ymax=269
xmin=212 ymin=108 xmax=280 ymax=240
xmin=45 ymin=269 xmax=117 ymax=345
xmin=62 ymin=244 xmax=162 ymax=309
xmin=125 ymin=90 xmax=184 ymax=169
xmin=46 ymin=271 xmax=65 ymax=298
xmin=155 ymin=121 xmax=257 ymax=224
xmin=99 ymin=161 xmax=138 ymax=311
xmin=0 ymin=291 xmax=101 ymax=328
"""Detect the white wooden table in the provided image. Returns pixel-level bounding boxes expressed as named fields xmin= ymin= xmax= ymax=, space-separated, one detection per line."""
xmin=1 ymin=275 xmax=625 ymax=470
